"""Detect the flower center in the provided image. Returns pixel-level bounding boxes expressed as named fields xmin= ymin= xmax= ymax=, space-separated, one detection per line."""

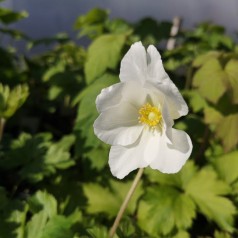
xmin=138 ymin=103 xmax=163 ymax=130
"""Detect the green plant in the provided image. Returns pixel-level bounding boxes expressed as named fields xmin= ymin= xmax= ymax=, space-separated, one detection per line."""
xmin=0 ymin=6 xmax=237 ymax=238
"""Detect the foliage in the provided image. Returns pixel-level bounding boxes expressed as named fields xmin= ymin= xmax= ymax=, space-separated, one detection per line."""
xmin=0 ymin=4 xmax=238 ymax=238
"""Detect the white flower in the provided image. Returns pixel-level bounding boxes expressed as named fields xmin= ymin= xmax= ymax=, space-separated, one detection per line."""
xmin=93 ymin=42 xmax=192 ymax=179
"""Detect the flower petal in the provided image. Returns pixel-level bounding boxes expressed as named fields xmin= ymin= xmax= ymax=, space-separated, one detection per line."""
xmin=96 ymin=81 xmax=149 ymax=113
xmin=149 ymin=128 xmax=192 ymax=173
xmin=109 ymin=133 xmax=149 ymax=179
xmin=147 ymin=45 xmax=169 ymax=82
xmin=157 ymin=81 xmax=189 ymax=119
xmin=120 ymin=42 xmax=147 ymax=83
xmin=146 ymin=45 xmax=188 ymax=119
xmin=94 ymin=101 xmax=143 ymax=146
xmin=96 ymin=83 xmax=124 ymax=113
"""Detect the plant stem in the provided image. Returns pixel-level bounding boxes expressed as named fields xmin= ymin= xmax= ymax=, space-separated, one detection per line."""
xmin=0 ymin=118 xmax=5 ymax=142
xmin=109 ymin=168 xmax=144 ymax=238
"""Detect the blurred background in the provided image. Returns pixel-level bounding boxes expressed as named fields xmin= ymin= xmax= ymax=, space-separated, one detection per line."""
xmin=0 ymin=1 xmax=238 ymax=238
xmin=2 ymin=0 xmax=238 ymax=43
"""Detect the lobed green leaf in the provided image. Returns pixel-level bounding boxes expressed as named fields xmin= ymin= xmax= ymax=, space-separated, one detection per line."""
xmin=84 ymin=34 xmax=126 ymax=84
xmin=193 ymin=58 xmax=227 ymax=104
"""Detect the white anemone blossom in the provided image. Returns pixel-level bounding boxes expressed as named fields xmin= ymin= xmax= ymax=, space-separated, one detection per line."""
xmin=94 ymin=42 xmax=192 ymax=179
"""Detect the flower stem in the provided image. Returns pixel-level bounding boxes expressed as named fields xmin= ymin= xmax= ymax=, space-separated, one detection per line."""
xmin=0 ymin=118 xmax=5 ymax=142
xmin=109 ymin=168 xmax=144 ymax=238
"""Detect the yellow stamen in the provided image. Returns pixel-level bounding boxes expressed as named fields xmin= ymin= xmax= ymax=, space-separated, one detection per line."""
xmin=138 ymin=103 xmax=163 ymax=130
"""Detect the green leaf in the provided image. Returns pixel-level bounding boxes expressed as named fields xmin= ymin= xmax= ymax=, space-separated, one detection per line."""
xmin=28 ymin=190 xmax=57 ymax=218
xmin=184 ymin=90 xmax=208 ymax=112
xmin=84 ymin=144 xmax=109 ymax=170
xmin=134 ymin=18 xmax=160 ymax=45
xmin=173 ymin=230 xmax=190 ymax=238
xmin=117 ymin=217 xmax=135 ymax=237
xmin=213 ymin=150 xmax=238 ymax=184
xmin=145 ymin=163 xmax=235 ymax=233
xmin=0 ymin=8 xmax=28 ymax=24
xmin=216 ymin=113 xmax=238 ymax=151
xmin=145 ymin=161 xmax=197 ymax=190
xmin=86 ymin=226 xmax=108 ymax=238
xmin=25 ymin=210 xmax=48 ymax=238
xmin=74 ymin=8 xmax=108 ymax=39
xmin=83 ymin=180 xmax=143 ymax=217
xmin=0 ymin=84 xmax=29 ymax=119
xmin=19 ymin=135 xmax=75 ymax=182
xmin=140 ymin=163 xmax=198 ymax=236
xmin=214 ymin=230 xmax=232 ymax=238
xmin=65 ymin=208 xmax=82 ymax=225
xmin=173 ymin=194 xmax=196 ymax=229
xmin=85 ymin=34 xmax=126 ymax=84
xmin=204 ymin=106 xmax=223 ymax=126
xmin=43 ymin=61 xmax=66 ymax=82
xmin=193 ymin=51 xmax=221 ymax=67
xmin=77 ymin=24 xmax=105 ymax=39
xmin=83 ymin=183 xmax=117 ymax=216
xmin=174 ymin=114 xmax=206 ymax=145
xmin=74 ymin=73 xmax=118 ymax=148
xmin=224 ymin=59 xmax=238 ymax=104
xmin=186 ymin=167 xmax=235 ymax=232
xmin=74 ymin=8 xmax=108 ymax=29
xmin=10 ymin=204 xmax=28 ymax=238
xmin=46 ymin=72 xmax=83 ymax=102
xmin=26 ymin=191 xmax=60 ymax=238
xmin=0 ymin=28 xmax=28 ymax=40
xmin=193 ymin=58 xmax=227 ymax=103
xmin=0 ymin=133 xmax=75 ymax=182
xmin=233 ymin=180 xmax=238 ymax=204
xmin=205 ymin=141 xmax=224 ymax=159
xmin=135 ymin=19 xmax=172 ymax=46
xmin=137 ymin=186 xmax=196 ymax=236
xmin=0 ymin=200 xmax=28 ymax=238
xmin=106 ymin=19 xmax=132 ymax=34
xmin=0 ymin=133 xmax=50 ymax=169
xmin=27 ymin=33 xmax=69 ymax=49
xmin=164 ymin=45 xmax=194 ymax=71
xmin=44 ymin=135 xmax=76 ymax=170
xmin=41 ymin=215 xmax=74 ymax=238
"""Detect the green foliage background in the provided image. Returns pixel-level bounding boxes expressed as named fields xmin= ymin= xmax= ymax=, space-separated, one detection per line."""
xmin=0 ymin=4 xmax=238 ymax=238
